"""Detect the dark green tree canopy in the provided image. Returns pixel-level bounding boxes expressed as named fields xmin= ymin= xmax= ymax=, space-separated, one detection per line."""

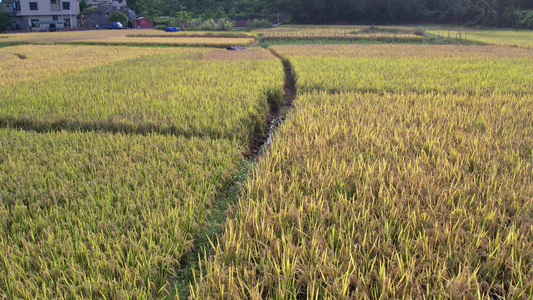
xmin=0 ymin=11 xmax=12 ymax=32
xmin=108 ymin=11 xmax=129 ymax=24
xmin=125 ymin=0 xmax=533 ymax=29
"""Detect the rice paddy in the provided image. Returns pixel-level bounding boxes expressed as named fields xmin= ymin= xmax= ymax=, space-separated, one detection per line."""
xmin=0 ymin=129 xmax=243 ymax=298
xmin=192 ymin=91 xmax=533 ymax=299
xmin=193 ymin=43 xmax=533 ymax=298
xmin=0 ymin=45 xmax=202 ymax=86
xmin=0 ymin=48 xmax=283 ymax=146
xmin=271 ymin=44 xmax=533 ymax=95
xmin=1 ymin=27 xmax=532 ymax=299
xmin=0 ymin=29 xmax=256 ymax=47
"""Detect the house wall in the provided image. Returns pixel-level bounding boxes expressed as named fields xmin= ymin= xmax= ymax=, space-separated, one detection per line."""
xmin=2 ymin=0 xmax=79 ymax=30
xmin=132 ymin=18 xmax=151 ymax=29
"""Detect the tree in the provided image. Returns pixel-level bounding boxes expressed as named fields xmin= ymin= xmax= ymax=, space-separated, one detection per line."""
xmin=79 ymin=0 xmax=91 ymax=12
xmin=108 ymin=11 xmax=129 ymax=24
xmin=0 ymin=11 xmax=12 ymax=33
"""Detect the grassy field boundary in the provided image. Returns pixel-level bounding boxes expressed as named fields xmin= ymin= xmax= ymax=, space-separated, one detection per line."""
xmin=171 ymin=159 xmax=254 ymax=299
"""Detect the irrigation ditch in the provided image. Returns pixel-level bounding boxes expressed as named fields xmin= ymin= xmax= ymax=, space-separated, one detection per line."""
xmin=172 ymin=48 xmax=297 ymax=299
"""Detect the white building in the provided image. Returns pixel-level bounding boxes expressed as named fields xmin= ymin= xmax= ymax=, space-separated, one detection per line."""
xmin=2 ymin=0 xmax=80 ymax=30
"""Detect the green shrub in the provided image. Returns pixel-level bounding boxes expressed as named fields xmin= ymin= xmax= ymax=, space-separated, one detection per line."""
xmin=0 ymin=11 xmax=12 ymax=33
xmin=245 ymin=18 xmax=272 ymax=28
xmin=412 ymin=28 xmax=426 ymax=36
xmin=108 ymin=11 xmax=128 ymax=25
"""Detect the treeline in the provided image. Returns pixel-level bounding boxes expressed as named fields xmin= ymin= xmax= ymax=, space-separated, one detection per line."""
xmin=126 ymin=0 xmax=533 ymax=29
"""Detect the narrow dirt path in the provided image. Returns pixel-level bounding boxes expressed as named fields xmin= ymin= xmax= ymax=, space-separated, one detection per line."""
xmin=249 ymin=49 xmax=297 ymax=160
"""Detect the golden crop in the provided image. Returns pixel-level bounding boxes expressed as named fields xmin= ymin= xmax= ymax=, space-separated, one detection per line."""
xmin=192 ymin=91 xmax=533 ymax=299
xmin=256 ymin=24 xmax=416 ymax=35
xmin=201 ymin=48 xmax=277 ymax=61
xmin=0 ymin=129 xmax=243 ymax=298
xmin=127 ymin=30 xmax=257 ymax=39
xmin=256 ymin=25 xmax=423 ymax=42
xmin=0 ymin=29 xmax=255 ymax=47
xmin=1 ymin=29 xmax=134 ymax=44
xmin=0 ymin=45 xmax=205 ymax=86
xmin=271 ymin=44 xmax=533 ymax=58
xmin=77 ymin=36 xmax=255 ymax=47
xmin=0 ymin=49 xmax=283 ymax=146
xmin=428 ymin=28 xmax=533 ymax=49
xmin=0 ymin=44 xmax=284 ymax=298
xmin=192 ymin=43 xmax=533 ymax=298
xmin=3 ymin=30 xmax=533 ymax=299
xmin=271 ymin=45 xmax=533 ymax=95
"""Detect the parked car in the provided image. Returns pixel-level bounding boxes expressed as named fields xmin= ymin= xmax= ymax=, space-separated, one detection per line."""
xmin=102 ymin=22 xmax=123 ymax=29
xmin=48 ymin=24 xmax=56 ymax=32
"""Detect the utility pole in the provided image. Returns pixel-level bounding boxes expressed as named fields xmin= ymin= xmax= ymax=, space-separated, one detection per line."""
xmin=69 ymin=0 xmax=72 ymax=29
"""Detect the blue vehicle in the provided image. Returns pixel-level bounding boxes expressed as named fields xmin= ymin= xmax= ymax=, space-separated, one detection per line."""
xmin=102 ymin=22 xmax=123 ymax=29
xmin=165 ymin=27 xmax=180 ymax=32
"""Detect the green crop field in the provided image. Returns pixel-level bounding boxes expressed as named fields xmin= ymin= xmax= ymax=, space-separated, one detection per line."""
xmin=1 ymin=26 xmax=532 ymax=299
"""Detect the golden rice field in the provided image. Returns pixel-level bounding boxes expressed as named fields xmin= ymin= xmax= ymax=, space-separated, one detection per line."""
xmin=0 ymin=45 xmax=204 ymax=86
xmin=192 ymin=43 xmax=533 ymax=298
xmin=255 ymin=24 xmax=416 ymax=35
xmin=256 ymin=25 xmax=533 ymax=48
xmin=201 ymin=48 xmax=278 ymax=61
xmin=255 ymin=25 xmax=423 ymax=43
xmin=77 ymin=36 xmax=255 ymax=47
xmin=2 ymin=28 xmax=533 ymax=299
xmin=271 ymin=44 xmax=533 ymax=94
xmin=458 ymin=30 xmax=533 ymax=49
xmin=0 ymin=29 xmax=255 ymax=47
xmin=193 ymin=91 xmax=533 ymax=299
xmin=0 ymin=44 xmax=282 ymax=298
xmin=426 ymin=27 xmax=533 ymax=49
xmin=0 ymin=129 xmax=242 ymax=298
xmin=127 ymin=31 xmax=257 ymax=38
xmin=0 ymin=47 xmax=283 ymax=146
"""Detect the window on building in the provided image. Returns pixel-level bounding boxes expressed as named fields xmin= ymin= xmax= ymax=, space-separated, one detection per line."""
xmin=50 ymin=0 xmax=57 ymax=4
xmin=52 ymin=15 xmax=58 ymax=21
xmin=31 ymin=19 xmax=39 ymax=27
xmin=64 ymin=18 xmax=71 ymax=27
xmin=29 ymin=2 xmax=38 ymax=10
xmin=62 ymin=1 xmax=70 ymax=10
xmin=13 ymin=2 xmax=21 ymax=11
